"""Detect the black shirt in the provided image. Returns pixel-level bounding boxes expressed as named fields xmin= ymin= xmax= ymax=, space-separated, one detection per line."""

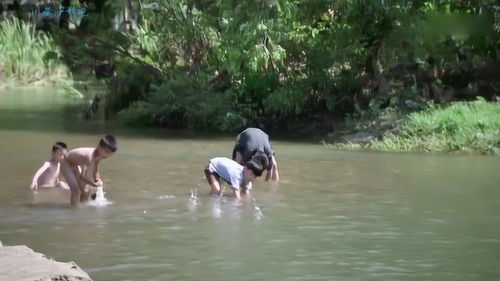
xmin=232 ymin=128 xmax=274 ymax=169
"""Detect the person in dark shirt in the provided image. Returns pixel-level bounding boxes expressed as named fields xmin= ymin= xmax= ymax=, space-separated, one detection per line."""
xmin=232 ymin=128 xmax=279 ymax=181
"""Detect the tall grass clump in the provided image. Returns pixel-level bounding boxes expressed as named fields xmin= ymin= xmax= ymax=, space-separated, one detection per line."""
xmin=372 ymin=99 xmax=500 ymax=155
xmin=0 ymin=18 xmax=68 ymax=85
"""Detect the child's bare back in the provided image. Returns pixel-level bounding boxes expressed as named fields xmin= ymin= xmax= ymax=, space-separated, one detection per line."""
xmin=65 ymin=147 xmax=96 ymax=168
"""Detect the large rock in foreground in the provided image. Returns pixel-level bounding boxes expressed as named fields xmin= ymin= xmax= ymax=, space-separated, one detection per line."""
xmin=0 ymin=242 xmax=91 ymax=281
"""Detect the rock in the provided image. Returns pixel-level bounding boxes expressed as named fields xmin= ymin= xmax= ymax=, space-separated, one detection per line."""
xmin=404 ymin=99 xmax=421 ymax=110
xmin=341 ymin=131 xmax=379 ymax=144
xmin=0 ymin=244 xmax=92 ymax=281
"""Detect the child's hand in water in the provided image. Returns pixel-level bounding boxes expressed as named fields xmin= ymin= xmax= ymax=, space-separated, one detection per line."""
xmin=94 ymin=179 xmax=103 ymax=187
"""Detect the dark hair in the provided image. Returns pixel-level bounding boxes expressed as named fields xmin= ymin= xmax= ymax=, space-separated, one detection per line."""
xmin=99 ymin=135 xmax=117 ymax=152
xmin=245 ymin=159 xmax=265 ymax=177
xmin=52 ymin=141 xmax=67 ymax=152
xmin=252 ymin=151 xmax=270 ymax=170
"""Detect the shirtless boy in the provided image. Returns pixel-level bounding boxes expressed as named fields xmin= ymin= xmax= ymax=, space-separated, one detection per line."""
xmin=31 ymin=142 xmax=68 ymax=190
xmin=61 ymin=135 xmax=117 ymax=205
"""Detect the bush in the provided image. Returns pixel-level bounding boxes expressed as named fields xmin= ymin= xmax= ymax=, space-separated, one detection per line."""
xmin=118 ymin=75 xmax=238 ymax=130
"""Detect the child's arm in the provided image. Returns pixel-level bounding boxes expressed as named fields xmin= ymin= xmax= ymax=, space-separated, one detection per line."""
xmin=30 ymin=162 xmax=50 ymax=189
xmin=242 ymin=181 xmax=252 ymax=197
xmin=92 ymin=159 xmax=103 ymax=186
xmin=268 ymin=156 xmax=279 ymax=181
xmin=55 ymin=163 xmax=61 ymax=185
xmin=232 ymin=188 xmax=241 ymax=199
xmin=74 ymin=165 xmax=99 ymax=187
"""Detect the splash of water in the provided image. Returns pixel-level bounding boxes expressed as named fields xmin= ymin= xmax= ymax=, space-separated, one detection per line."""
xmin=87 ymin=186 xmax=113 ymax=207
xmin=190 ymin=188 xmax=198 ymax=200
xmin=253 ymin=198 xmax=264 ymax=221
xmin=158 ymin=194 xmax=176 ymax=200
xmin=211 ymin=197 xmax=222 ymax=218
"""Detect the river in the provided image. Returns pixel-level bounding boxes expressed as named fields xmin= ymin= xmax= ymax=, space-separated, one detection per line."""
xmin=0 ymin=87 xmax=499 ymax=280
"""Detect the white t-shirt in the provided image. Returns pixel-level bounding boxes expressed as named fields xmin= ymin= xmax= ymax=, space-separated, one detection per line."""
xmin=208 ymin=157 xmax=252 ymax=191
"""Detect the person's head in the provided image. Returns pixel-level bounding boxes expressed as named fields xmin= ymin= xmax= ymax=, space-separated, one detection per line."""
xmin=51 ymin=141 xmax=67 ymax=163
xmin=243 ymin=159 xmax=265 ymax=183
xmin=96 ymin=135 xmax=117 ymax=159
xmin=252 ymin=151 xmax=270 ymax=171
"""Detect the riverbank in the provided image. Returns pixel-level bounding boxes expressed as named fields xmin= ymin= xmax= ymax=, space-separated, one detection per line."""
xmin=326 ymin=99 xmax=500 ymax=155
xmin=0 ymin=241 xmax=91 ymax=281
xmin=2 ymin=85 xmax=498 ymax=155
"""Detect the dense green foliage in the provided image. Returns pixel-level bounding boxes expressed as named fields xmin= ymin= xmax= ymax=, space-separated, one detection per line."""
xmin=1 ymin=0 xmax=498 ymax=146
xmin=372 ymin=99 xmax=500 ymax=154
xmin=104 ymin=0 xmax=499 ymax=131
xmin=0 ymin=18 xmax=68 ymax=85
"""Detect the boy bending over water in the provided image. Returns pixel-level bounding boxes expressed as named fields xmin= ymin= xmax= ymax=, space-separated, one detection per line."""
xmin=232 ymin=128 xmax=279 ymax=181
xmin=204 ymin=153 xmax=267 ymax=199
xmin=31 ymin=142 xmax=69 ymax=189
xmin=61 ymin=135 xmax=117 ymax=205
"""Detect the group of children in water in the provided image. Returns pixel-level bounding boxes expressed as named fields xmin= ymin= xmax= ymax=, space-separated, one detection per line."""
xmin=31 ymin=128 xmax=279 ymax=205
xmin=31 ymin=135 xmax=117 ymax=205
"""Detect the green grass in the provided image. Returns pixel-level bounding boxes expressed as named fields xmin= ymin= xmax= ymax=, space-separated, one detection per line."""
xmin=371 ymin=99 xmax=500 ymax=155
xmin=0 ymin=18 xmax=68 ymax=86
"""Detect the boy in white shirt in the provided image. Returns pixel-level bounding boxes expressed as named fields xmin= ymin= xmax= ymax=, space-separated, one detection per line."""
xmin=204 ymin=154 xmax=267 ymax=199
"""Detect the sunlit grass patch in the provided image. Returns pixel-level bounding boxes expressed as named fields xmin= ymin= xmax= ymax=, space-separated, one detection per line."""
xmin=0 ymin=18 xmax=68 ymax=86
xmin=372 ymin=99 xmax=500 ymax=155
